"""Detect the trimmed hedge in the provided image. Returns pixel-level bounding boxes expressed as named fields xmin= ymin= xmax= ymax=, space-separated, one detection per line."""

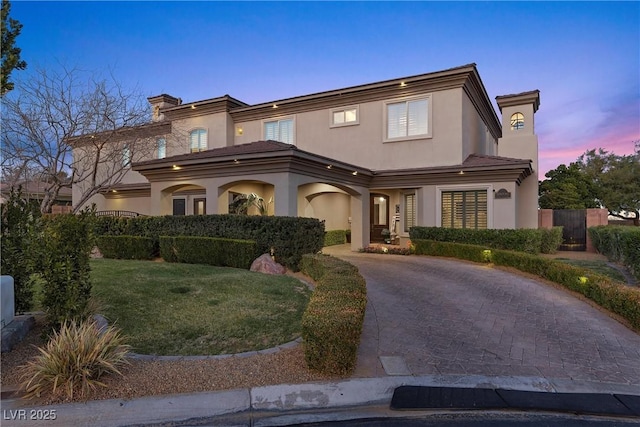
xmin=96 ymin=235 xmax=156 ymax=260
xmin=300 ymin=254 xmax=367 ymax=375
xmin=413 ymin=239 xmax=640 ymax=331
xmin=589 ymin=226 xmax=640 ymax=281
xmin=159 ymin=236 xmax=257 ymax=269
xmin=94 ymin=214 xmax=325 ymax=270
xmin=324 ymin=229 xmax=347 ymax=247
xmin=409 ymin=226 xmax=563 ymax=254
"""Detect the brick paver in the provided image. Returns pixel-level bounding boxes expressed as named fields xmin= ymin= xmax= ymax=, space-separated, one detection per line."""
xmin=324 ymin=247 xmax=640 ymax=386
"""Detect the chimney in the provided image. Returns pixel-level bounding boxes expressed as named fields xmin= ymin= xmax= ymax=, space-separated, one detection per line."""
xmin=147 ymin=94 xmax=182 ymax=122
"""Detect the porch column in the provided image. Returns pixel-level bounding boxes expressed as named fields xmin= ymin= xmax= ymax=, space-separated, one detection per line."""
xmin=273 ymin=174 xmax=299 ymax=216
xmin=150 ymin=182 xmax=173 ymax=216
xmin=350 ymin=187 xmax=370 ymax=251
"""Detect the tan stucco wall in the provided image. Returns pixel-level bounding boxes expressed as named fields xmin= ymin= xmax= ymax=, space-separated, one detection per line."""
xmin=104 ymin=196 xmax=151 ymax=215
xmin=233 ymin=88 xmax=474 ymax=170
xmin=461 ymin=92 xmax=495 ymax=159
xmin=172 ymin=112 xmax=232 ymax=154
xmin=498 ymin=103 xmax=539 ymax=229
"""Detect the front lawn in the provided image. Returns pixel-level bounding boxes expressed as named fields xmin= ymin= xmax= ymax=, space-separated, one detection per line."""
xmin=90 ymin=259 xmax=312 ymax=356
xmin=553 ymin=258 xmax=627 ymax=283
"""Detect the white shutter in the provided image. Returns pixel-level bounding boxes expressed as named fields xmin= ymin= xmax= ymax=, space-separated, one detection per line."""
xmin=279 ymin=119 xmax=294 ymax=144
xmin=407 ymin=99 xmax=428 ymax=136
xmin=264 ymin=121 xmax=277 ymax=141
xmin=387 ymin=102 xmax=406 ymax=138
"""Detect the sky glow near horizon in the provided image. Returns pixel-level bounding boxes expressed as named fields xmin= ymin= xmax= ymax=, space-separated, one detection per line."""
xmin=9 ymin=1 xmax=640 ymax=179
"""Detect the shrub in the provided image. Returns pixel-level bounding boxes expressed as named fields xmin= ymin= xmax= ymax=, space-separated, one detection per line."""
xmin=0 ymin=187 xmax=43 ymax=313
xmin=539 ymin=227 xmax=564 ymax=254
xmin=160 ymin=236 xmax=257 ymax=269
xmin=19 ymin=320 xmax=129 ymax=400
xmin=360 ymin=246 xmax=411 ymax=255
xmin=300 ymin=254 xmax=367 ymax=375
xmin=96 ymin=235 xmax=156 ymax=260
xmin=412 ymin=238 xmax=640 ymax=331
xmin=589 ymin=226 xmax=640 ymax=281
xmin=95 ymin=215 xmax=324 ymax=270
xmin=409 ymin=227 xmax=550 ymax=254
xmin=41 ymin=209 xmax=96 ymax=328
xmin=324 ymin=229 xmax=346 ymax=246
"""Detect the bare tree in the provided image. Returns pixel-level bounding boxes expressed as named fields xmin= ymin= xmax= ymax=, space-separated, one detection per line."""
xmin=1 ymin=65 xmax=174 ymax=213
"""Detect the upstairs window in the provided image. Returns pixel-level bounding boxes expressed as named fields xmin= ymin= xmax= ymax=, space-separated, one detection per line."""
xmin=190 ymin=129 xmax=207 ymax=153
xmin=157 ymin=138 xmax=166 ymax=159
xmin=386 ymin=96 xmax=430 ymax=141
xmin=122 ymin=145 xmax=131 ymax=167
xmin=264 ymin=118 xmax=294 ymax=145
xmin=331 ymin=106 xmax=358 ymax=127
xmin=510 ymin=112 xmax=524 ymax=130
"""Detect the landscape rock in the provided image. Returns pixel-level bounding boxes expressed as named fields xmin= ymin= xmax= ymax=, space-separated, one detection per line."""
xmin=250 ymin=254 xmax=286 ymax=275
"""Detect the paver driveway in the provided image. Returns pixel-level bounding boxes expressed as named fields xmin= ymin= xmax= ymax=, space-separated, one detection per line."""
xmin=324 ymin=247 xmax=640 ymax=386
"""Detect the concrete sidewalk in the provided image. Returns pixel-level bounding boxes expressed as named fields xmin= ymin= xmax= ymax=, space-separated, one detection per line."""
xmin=3 ymin=375 xmax=639 ymax=426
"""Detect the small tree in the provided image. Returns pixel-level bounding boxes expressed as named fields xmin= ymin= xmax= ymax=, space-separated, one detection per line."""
xmin=0 ymin=187 xmax=42 ymax=313
xmin=578 ymin=148 xmax=640 ymax=225
xmin=1 ymin=65 xmax=175 ymax=213
xmin=538 ymin=162 xmax=599 ymax=209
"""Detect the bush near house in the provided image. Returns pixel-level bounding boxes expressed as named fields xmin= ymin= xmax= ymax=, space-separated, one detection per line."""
xmin=409 ymin=226 xmax=563 ymax=254
xmin=96 ymin=235 xmax=156 ymax=260
xmin=300 ymin=254 xmax=367 ymax=375
xmin=589 ymin=226 xmax=640 ymax=281
xmin=0 ymin=187 xmax=43 ymax=313
xmin=159 ymin=236 xmax=257 ymax=269
xmin=40 ymin=210 xmax=96 ymax=329
xmin=324 ymin=229 xmax=347 ymax=246
xmin=413 ymin=239 xmax=640 ymax=331
xmin=94 ymin=215 xmax=324 ymax=270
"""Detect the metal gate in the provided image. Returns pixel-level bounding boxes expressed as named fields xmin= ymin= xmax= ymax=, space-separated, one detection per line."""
xmin=553 ymin=209 xmax=586 ymax=251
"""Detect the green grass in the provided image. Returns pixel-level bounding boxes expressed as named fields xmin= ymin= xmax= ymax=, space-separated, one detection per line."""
xmin=553 ymin=259 xmax=627 ymax=283
xmin=89 ymin=259 xmax=312 ymax=356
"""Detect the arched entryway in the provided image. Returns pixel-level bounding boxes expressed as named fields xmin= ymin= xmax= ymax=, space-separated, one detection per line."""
xmin=159 ymin=184 xmax=207 ymax=216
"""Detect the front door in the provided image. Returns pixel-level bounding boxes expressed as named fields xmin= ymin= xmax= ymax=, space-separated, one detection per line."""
xmin=370 ymin=194 xmax=389 ymax=243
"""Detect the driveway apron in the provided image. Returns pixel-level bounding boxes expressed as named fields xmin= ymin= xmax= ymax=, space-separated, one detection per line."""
xmin=325 ymin=248 xmax=640 ymax=386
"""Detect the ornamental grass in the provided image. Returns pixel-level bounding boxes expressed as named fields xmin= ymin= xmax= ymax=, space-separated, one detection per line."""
xmin=19 ymin=320 xmax=130 ymax=400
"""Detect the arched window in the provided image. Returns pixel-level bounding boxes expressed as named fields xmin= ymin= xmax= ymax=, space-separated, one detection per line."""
xmin=510 ymin=113 xmax=524 ymax=131
xmin=190 ymin=129 xmax=207 ymax=152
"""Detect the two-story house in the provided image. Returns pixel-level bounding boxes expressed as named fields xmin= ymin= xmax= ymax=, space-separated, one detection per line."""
xmin=73 ymin=63 xmax=540 ymax=250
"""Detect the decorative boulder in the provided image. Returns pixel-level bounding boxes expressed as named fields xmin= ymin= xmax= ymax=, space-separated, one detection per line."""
xmin=250 ymin=253 xmax=286 ymax=275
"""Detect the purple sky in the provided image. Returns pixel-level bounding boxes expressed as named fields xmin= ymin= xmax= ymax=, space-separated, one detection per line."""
xmin=9 ymin=1 xmax=640 ymax=178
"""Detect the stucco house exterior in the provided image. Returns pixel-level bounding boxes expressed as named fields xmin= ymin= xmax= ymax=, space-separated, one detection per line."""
xmin=72 ymin=63 xmax=540 ymax=250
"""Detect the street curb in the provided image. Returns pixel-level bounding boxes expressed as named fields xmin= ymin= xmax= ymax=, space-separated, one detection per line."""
xmin=2 ymin=375 xmax=638 ymax=427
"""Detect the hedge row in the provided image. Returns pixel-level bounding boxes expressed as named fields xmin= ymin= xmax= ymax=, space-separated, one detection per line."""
xmin=409 ymin=226 xmax=563 ymax=254
xmin=300 ymin=254 xmax=367 ymax=375
xmin=413 ymin=239 xmax=640 ymax=330
xmin=324 ymin=229 xmax=347 ymax=247
xmin=589 ymin=226 xmax=640 ymax=281
xmin=96 ymin=236 xmax=156 ymax=260
xmin=94 ymin=215 xmax=325 ymax=270
xmin=159 ymin=236 xmax=257 ymax=269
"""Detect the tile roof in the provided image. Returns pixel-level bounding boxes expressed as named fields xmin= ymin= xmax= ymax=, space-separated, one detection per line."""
xmin=133 ymin=140 xmax=296 ymax=166
xmin=462 ymin=154 xmax=532 ymax=168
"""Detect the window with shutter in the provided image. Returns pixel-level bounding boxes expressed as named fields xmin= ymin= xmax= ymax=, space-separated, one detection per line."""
xmin=441 ymin=190 xmax=487 ymax=229
xmin=189 ymin=129 xmax=207 ymax=153
xmin=264 ymin=118 xmax=294 ymax=144
xmin=385 ymin=96 xmax=430 ymax=141
xmin=330 ymin=106 xmax=359 ymax=127
xmin=157 ymin=138 xmax=166 ymax=159
xmin=404 ymin=193 xmax=416 ymax=232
